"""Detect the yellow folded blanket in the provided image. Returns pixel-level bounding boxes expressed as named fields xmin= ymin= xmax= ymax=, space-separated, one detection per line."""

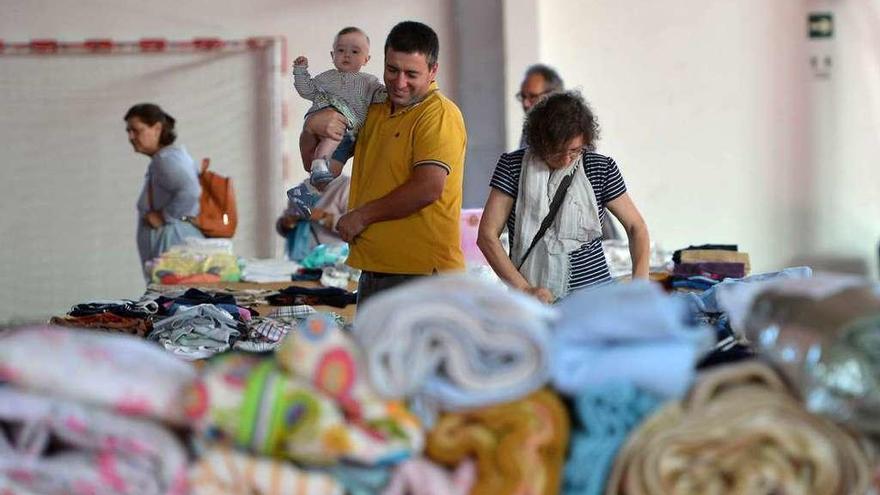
xmin=425 ymin=389 xmax=569 ymax=495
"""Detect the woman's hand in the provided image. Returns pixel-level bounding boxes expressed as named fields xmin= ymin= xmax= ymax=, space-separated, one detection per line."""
xmin=310 ymin=208 xmax=335 ymax=229
xmin=294 ymin=56 xmax=308 ymax=67
xmin=278 ymin=214 xmax=299 ymax=231
xmin=145 ymin=211 xmax=165 ymax=229
xmin=524 ymin=286 xmax=554 ymax=304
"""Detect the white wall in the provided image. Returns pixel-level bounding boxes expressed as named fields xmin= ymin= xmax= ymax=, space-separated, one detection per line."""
xmin=533 ymin=0 xmax=879 ymax=275
xmin=0 ymin=0 xmax=456 ymax=322
xmin=1 ymin=0 xmax=457 ymax=185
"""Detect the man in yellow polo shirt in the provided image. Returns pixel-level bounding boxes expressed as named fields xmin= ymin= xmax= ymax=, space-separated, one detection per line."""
xmin=306 ymin=21 xmax=467 ymax=302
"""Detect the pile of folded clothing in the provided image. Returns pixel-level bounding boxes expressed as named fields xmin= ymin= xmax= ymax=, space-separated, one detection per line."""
xmin=0 ymin=326 xmax=201 ymax=494
xmin=668 ymin=243 xmax=751 ymax=290
xmin=149 ymin=238 xmax=241 ymax=285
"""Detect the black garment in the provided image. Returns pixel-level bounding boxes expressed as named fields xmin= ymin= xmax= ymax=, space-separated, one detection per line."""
xmin=267 ymin=286 xmax=357 ymax=308
xmin=291 ymin=268 xmax=324 ymax=281
xmin=68 ymin=301 xmax=153 ymax=319
xmin=154 ymin=288 xmax=240 ymax=316
xmin=356 ymin=272 xmax=423 ymax=305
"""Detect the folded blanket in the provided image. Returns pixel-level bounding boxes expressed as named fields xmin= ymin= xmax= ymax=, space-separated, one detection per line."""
xmin=201 ymin=354 xmax=415 ymax=466
xmin=0 ymin=388 xmax=188 ymax=495
xmin=605 ymin=361 xmax=871 ymax=495
xmin=0 ymin=326 xmax=201 ymax=426
xmin=353 ymin=274 xmax=554 ymax=420
xmin=276 ymin=313 xmax=424 ymax=456
xmin=679 ymin=249 xmax=750 ymax=273
xmin=553 ymin=280 xmax=713 ymax=398
xmin=425 ymin=389 xmax=569 ymax=495
xmin=189 ymin=447 xmax=343 ymax=495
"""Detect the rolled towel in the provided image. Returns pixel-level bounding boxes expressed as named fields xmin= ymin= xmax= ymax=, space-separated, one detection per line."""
xmin=425 ymin=389 xmax=569 ymax=495
xmin=605 ymin=361 xmax=871 ymax=495
xmin=352 ymin=274 xmax=555 ymax=417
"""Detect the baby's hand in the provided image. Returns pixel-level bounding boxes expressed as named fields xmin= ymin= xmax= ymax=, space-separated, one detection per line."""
xmin=294 ymin=56 xmax=308 ymax=67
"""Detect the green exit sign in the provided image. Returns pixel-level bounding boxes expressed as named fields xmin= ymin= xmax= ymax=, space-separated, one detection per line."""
xmin=809 ymin=12 xmax=833 ymax=39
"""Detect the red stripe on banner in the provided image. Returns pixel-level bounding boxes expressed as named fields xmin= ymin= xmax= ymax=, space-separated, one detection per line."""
xmin=0 ymin=40 xmax=4 ymax=53
xmin=84 ymin=39 xmax=113 ymax=52
xmin=30 ymin=39 xmax=59 ymax=53
xmin=193 ymin=38 xmax=224 ymax=50
xmin=246 ymin=37 xmax=270 ymax=50
xmin=139 ymin=38 xmax=167 ymax=52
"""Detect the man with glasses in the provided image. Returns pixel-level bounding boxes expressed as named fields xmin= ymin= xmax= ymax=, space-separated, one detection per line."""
xmin=517 ymin=64 xmax=564 ymax=116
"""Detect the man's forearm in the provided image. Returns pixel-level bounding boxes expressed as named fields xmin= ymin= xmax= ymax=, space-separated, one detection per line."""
xmin=357 ymin=173 xmax=441 ymax=225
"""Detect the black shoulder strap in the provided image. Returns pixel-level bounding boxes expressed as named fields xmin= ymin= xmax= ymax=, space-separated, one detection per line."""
xmin=516 ymin=170 xmax=575 ymax=270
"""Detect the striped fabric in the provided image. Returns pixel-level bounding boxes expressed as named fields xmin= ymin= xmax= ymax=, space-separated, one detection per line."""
xmin=489 ymin=148 xmax=627 ymax=291
xmin=293 ymin=66 xmax=385 ymax=132
xmin=189 ymin=447 xmax=344 ymax=495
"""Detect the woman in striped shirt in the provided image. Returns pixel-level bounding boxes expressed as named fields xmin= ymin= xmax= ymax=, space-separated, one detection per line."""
xmin=477 ymin=91 xmax=650 ymax=303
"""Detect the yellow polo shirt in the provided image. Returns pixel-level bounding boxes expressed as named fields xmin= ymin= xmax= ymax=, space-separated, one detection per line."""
xmin=347 ymin=83 xmax=467 ymax=274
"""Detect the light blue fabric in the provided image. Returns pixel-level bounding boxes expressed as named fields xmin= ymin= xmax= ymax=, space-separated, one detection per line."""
xmin=552 ymin=280 xmax=713 ymax=398
xmin=563 ymin=383 xmax=660 ymax=495
xmin=682 ymin=266 xmax=813 ymax=314
xmin=285 ymin=220 xmax=315 ymax=262
xmin=327 ymin=463 xmax=391 ymax=495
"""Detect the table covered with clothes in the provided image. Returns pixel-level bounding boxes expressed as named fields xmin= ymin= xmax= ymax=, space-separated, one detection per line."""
xmin=2 ymin=262 xmax=880 ymax=494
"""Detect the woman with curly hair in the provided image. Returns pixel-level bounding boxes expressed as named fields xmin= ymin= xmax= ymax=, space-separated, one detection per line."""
xmin=477 ymin=91 xmax=649 ymax=303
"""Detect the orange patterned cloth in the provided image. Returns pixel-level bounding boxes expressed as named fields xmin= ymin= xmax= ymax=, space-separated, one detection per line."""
xmin=425 ymin=389 xmax=569 ymax=495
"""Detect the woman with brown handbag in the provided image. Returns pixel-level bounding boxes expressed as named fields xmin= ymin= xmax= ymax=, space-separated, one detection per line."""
xmin=124 ymin=103 xmax=203 ymax=280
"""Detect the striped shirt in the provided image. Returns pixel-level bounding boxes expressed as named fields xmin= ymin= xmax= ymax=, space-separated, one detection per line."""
xmin=489 ymin=149 xmax=627 ymax=291
xmin=293 ymin=66 xmax=387 ymax=133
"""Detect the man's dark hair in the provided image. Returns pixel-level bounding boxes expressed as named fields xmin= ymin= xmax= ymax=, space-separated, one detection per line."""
xmin=384 ymin=21 xmax=439 ymax=67
xmin=123 ymin=103 xmax=177 ymax=146
xmin=524 ymin=64 xmax=564 ymax=93
xmin=524 ymin=91 xmax=600 ymax=159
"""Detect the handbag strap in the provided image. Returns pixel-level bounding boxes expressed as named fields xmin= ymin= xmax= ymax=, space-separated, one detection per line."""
xmin=147 ymin=175 xmax=155 ymax=212
xmin=516 ymin=170 xmax=575 ymax=270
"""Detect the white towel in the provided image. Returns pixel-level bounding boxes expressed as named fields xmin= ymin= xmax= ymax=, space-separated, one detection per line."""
xmin=352 ymin=274 xmax=556 ymax=423
xmin=511 ymin=150 xmax=602 ymax=299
